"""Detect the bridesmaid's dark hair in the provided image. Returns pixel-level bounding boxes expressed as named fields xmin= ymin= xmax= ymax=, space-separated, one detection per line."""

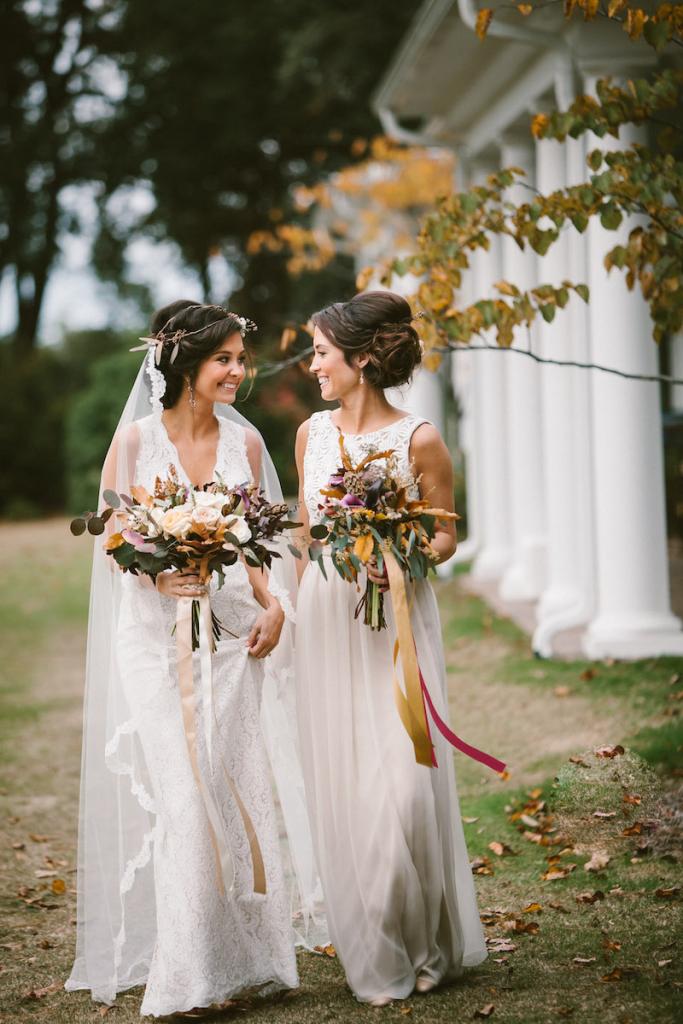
xmin=311 ymin=290 xmax=422 ymax=389
xmin=149 ymin=301 xmax=254 ymax=408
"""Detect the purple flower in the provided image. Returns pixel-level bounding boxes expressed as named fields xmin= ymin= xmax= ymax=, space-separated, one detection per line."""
xmin=122 ymin=529 xmax=158 ymax=553
xmin=327 ymin=474 xmax=345 ymax=487
xmin=341 ymin=493 xmax=365 ymax=508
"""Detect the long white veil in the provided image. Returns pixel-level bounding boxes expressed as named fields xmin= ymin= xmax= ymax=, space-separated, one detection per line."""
xmin=66 ymin=351 xmax=325 ymax=1005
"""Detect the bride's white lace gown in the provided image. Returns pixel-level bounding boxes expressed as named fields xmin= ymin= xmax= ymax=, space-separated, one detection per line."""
xmin=296 ymin=411 xmax=487 ymax=1002
xmin=99 ymin=412 xmax=297 ymax=1016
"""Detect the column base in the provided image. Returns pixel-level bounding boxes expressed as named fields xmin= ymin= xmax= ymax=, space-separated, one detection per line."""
xmin=499 ymin=538 xmax=546 ymax=602
xmin=583 ymin=612 xmax=683 ymax=660
xmin=471 ymin=544 xmax=510 ymax=582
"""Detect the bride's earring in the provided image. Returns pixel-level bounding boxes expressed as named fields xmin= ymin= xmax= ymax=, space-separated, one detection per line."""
xmin=359 ymin=369 xmax=365 ymax=385
xmin=187 ymin=380 xmax=196 ymax=408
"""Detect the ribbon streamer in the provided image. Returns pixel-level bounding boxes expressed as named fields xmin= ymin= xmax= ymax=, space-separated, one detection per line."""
xmin=175 ymin=581 xmax=267 ymax=896
xmin=383 ymin=548 xmax=506 ymax=775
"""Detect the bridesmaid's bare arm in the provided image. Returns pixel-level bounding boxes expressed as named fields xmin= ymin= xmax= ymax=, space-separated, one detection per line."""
xmin=294 ymin=419 xmax=311 ymax=581
xmin=410 ymin=424 xmax=457 ymax=564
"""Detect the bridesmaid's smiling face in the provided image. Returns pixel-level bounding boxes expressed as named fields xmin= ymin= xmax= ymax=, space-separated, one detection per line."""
xmin=193 ymin=331 xmax=247 ymax=405
xmin=310 ymin=326 xmax=363 ymax=401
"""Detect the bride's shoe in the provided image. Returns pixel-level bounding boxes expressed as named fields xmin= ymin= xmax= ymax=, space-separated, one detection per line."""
xmin=415 ymin=973 xmax=438 ymax=994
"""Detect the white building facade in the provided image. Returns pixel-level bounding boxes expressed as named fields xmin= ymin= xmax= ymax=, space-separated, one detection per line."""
xmin=370 ymin=0 xmax=683 ymax=659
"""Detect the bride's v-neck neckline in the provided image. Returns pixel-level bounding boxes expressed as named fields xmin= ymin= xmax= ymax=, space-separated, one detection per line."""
xmin=158 ymin=413 xmax=222 ymax=486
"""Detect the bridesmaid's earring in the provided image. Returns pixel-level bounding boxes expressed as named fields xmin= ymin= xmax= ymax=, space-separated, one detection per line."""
xmin=359 ymin=370 xmax=365 ymax=385
xmin=187 ymin=380 xmax=196 ymax=408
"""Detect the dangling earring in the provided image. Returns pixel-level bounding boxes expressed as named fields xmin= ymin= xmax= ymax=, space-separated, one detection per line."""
xmin=359 ymin=370 xmax=365 ymax=385
xmin=187 ymin=380 xmax=196 ymax=408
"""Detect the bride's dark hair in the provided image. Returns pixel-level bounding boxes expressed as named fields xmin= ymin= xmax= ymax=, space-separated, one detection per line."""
xmin=149 ymin=301 xmax=253 ymax=408
xmin=311 ymin=290 xmax=422 ymax=389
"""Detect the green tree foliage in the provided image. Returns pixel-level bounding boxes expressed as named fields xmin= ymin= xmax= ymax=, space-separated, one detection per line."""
xmin=0 ymin=0 xmax=126 ymax=354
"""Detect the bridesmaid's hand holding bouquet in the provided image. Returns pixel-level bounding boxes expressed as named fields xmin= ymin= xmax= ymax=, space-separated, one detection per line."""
xmin=309 ymin=434 xmax=458 ymax=630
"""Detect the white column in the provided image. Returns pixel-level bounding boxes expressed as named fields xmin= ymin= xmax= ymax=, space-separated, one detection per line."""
xmin=470 ymin=234 xmax=513 ymax=580
xmin=582 ymin=116 xmax=683 ymax=658
xmin=498 ymin=138 xmax=547 ymax=601
xmin=532 ymin=135 xmax=594 ymax=653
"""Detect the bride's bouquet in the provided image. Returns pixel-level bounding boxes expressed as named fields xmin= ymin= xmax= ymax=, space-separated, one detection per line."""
xmin=309 ymin=434 xmax=458 ymax=630
xmin=71 ymin=465 xmax=299 ymax=648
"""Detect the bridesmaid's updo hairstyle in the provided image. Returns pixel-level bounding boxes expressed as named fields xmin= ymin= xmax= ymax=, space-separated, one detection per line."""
xmin=148 ymin=300 xmax=255 ymax=409
xmin=311 ymin=290 xmax=422 ymax=389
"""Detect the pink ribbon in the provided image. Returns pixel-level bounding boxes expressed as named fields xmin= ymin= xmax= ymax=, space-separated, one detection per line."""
xmin=419 ymin=666 xmax=507 ymax=775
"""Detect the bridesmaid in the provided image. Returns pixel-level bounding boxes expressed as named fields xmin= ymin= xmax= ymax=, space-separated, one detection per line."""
xmin=294 ymin=291 xmax=487 ymax=1006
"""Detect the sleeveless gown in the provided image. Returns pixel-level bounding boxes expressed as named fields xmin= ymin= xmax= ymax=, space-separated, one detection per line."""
xmin=111 ymin=412 xmax=297 ymax=1016
xmin=295 ymin=410 xmax=487 ymax=1002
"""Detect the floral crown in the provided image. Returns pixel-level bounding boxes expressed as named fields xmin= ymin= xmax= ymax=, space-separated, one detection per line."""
xmin=130 ymin=308 xmax=257 ymax=366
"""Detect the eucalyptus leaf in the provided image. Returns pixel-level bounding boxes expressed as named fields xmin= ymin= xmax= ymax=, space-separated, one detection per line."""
xmin=310 ymin=523 xmax=329 ymax=540
xmin=70 ymin=518 xmax=86 ymax=536
xmin=88 ymin=517 xmax=105 ymax=536
xmin=102 ymin=489 xmax=120 ymax=508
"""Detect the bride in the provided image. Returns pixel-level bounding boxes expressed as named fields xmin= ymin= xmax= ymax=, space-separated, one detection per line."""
xmin=294 ymin=291 xmax=488 ymax=1005
xmin=66 ymin=301 xmax=318 ymax=1017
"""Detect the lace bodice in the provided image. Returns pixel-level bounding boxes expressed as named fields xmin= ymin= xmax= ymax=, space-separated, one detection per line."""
xmin=134 ymin=412 xmax=253 ymax=491
xmin=303 ymin=410 xmax=430 ymax=525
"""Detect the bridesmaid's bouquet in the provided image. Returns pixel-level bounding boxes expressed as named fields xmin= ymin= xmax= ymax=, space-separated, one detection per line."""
xmin=71 ymin=465 xmax=299 ymax=647
xmin=309 ymin=435 xmax=458 ymax=630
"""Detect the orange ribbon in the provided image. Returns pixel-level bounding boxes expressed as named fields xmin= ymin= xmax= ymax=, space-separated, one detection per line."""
xmin=383 ymin=549 xmax=434 ymax=767
xmin=175 ymin=563 xmax=266 ymax=896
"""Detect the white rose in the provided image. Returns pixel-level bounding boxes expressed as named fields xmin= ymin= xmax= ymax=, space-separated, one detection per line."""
xmin=224 ymin=514 xmax=252 ymax=545
xmin=191 ymin=506 xmax=222 ymax=532
xmin=162 ymin=503 xmax=194 ymax=539
xmin=147 ymin=506 xmax=166 ymax=536
xmin=193 ymin=490 xmax=227 ymax=511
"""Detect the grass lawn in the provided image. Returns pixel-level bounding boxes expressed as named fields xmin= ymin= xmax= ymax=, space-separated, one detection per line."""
xmin=0 ymin=523 xmax=681 ymax=1023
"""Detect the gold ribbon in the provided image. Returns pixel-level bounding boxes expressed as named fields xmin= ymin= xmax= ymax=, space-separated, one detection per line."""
xmin=175 ymin=565 xmax=267 ymax=896
xmin=383 ymin=548 xmax=434 ymax=767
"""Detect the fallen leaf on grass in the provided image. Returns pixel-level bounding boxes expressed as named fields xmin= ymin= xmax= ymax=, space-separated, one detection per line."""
xmin=473 ymin=1004 xmax=495 ymax=1018
xmin=621 ymin=822 xmax=644 ymax=836
xmin=655 ymin=886 xmax=680 ymax=899
xmin=580 ymin=668 xmax=596 ymax=681
xmin=602 ymin=934 xmax=622 ymax=952
xmin=471 ymin=856 xmax=494 ymax=876
xmin=38 ymin=939 xmax=55 ymax=949
xmin=522 ymin=902 xmax=542 ymax=914
xmin=486 ymin=938 xmax=517 ymax=953
xmin=658 ymin=958 xmax=673 ymax=967
xmin=569 ymin=755 xmax=589 ymax=767
xmin=572 ymin=956 xmax=597 ymax=965
xmin=592 ymin=811 xmax=617 ymax=819
xmin=601 ymin=966 xmax=640 ymax=982
xmin=99 ymin=1007 xmax=117 ymax=1017
xmin=28 ymin=834 xmax=50 ymax=843
xmin=463 ymin=816 xmax=479 ymax=824
xmin=575 ymin=891 xmax=605 ymax=905
xmin=488 ymin=841 xmax=516 ymax=857
xmin=548 ymin=901 xmax=570 ymax=913
xmin=584 ymin=851 xmax=610 ymax=873
xmin=520 ymin=814 xmax=540 ymax=829
xmin=502 ymin=919 xmax=539 ymax=935
xmin=313 ymin=944 xmax=336 ymax=957
xmin=399 ymin=1009 xmax=413 ymax=1016
xmin=12 ymin=841 xmax=25 ymax=850
xmin=34 ymin=870 xmax=57 ymax=879
xmin=480 ymin=910 xmax=506 ymax=926
xmin=554 ymin=686 xmax=571 ymax=698
xmin=595 ymin=745 xmax=624 ymax=759
xmin=22 ymin=980 xmax=62 ymax=1000
xmin=542 ymin=865 xmax=576 ymax=881
xmin=51 ymin=879 xmax=66 ymax=895
xmin=622 ymin=793 xmax=641 ymax=806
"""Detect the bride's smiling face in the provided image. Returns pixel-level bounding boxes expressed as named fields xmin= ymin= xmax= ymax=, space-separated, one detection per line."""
xmin=310 ymin=326 xmax=363 ymax=401
xmin=193 ymin=332 xmax=247 ymax=405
